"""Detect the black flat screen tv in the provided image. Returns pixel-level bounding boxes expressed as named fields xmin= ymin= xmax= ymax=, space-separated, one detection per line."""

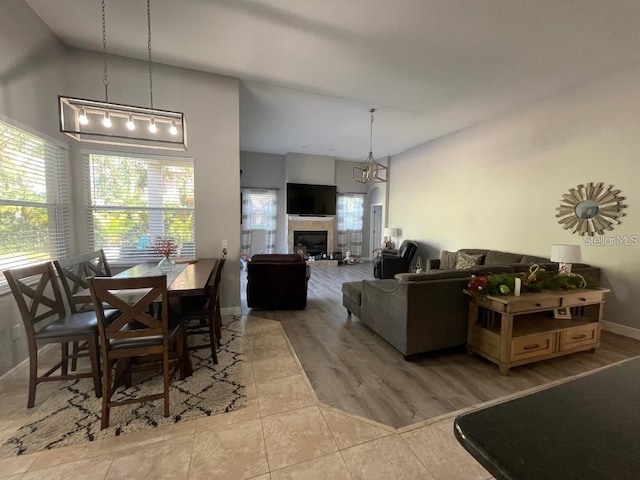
xmin=286 ymin=183 xmax=337 ymax=216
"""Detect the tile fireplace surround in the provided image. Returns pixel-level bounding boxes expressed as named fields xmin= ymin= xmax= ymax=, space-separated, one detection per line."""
xmin=288 ymin=216 xmax=335 ymax=254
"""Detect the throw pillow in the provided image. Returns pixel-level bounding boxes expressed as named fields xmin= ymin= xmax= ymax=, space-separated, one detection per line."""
xmin=439 ymin=250 xmax=458 ymax=270
xmin=455 ymin=252 xmax=483 ymax=269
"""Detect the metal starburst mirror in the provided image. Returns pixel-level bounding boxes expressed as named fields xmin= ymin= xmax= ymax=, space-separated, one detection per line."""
xmin=556 ymin=182 xmax=626 ymax=236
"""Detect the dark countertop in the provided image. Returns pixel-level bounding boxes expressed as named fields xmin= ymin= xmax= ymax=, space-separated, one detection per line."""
xmin=454 ymin=356 xmax=640 ymax=480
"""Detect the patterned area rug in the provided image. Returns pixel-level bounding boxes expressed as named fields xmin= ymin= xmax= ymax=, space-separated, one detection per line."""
xmin=0 ymin=315 xmax=246 ymax=458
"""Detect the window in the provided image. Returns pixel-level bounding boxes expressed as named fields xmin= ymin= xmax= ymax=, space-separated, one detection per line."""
xmin=337 ymin=193 xmax=364 ymax=231
xmin=241 ymin=189 xmax=277 ymax=230
xmin=0 ymin=119 xmax=70 ymax=287
xmin=85 ymin=153 xmax=195 ymax=262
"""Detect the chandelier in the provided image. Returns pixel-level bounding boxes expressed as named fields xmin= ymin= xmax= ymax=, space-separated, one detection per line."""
xmin=59 ymin=0 xmax=187 ymax=150
xmin=352 ymin=108 xmax=387 ymax=183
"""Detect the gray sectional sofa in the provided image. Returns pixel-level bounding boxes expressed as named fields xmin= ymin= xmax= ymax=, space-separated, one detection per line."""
xmin=342 ymin=248 xmax=600 ymax=360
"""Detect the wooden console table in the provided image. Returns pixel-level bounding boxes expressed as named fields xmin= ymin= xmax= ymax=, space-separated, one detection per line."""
xmin=466 ymin=288 xmax=609 ymax=374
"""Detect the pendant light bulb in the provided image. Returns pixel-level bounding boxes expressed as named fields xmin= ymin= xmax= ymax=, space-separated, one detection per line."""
xmin=148 ymin=118 xmax=157 ymax=133
xmin=78 ymin=108 xmax=89 ymax=125
xmin=126 ymin=115 xmax=135 ymax=131
xmin=169 ymin=121 xmax=178 ymax=135
xmin=102 ymin=112 xmax=112 ymax=128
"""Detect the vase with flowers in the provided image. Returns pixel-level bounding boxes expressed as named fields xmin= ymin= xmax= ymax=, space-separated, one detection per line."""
xmin=152 ymin=236 xmax=178 ymax=272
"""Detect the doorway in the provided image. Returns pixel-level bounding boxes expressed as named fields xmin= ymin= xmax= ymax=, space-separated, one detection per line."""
xmin=370 ymin=204 xmax=383 ymax=257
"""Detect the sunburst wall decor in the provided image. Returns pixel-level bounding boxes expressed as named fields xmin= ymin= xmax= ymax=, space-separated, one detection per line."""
xmin=556 ymin=182 xmax=626 ymax=236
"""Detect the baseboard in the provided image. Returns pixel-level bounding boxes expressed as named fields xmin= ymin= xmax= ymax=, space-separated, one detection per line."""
xmin=601 ymin=320 xmax=640 ymax=341
xmin=0 ymin=344 xmax=55 ymax=383
xmin=221 ymin=306 xmax=242 ymax=316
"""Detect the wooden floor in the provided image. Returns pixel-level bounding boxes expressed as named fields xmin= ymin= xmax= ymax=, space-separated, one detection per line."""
xmin=241 ymin=261 xmax=640 ymax=428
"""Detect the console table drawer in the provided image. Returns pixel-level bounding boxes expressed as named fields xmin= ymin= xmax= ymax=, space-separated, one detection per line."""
xmin=560 ymin=324 xmax=598 ymax=350
xmin=562 ymin=291 xmax=605 ymax=307
xmin=511 ymin=333 xmax=555 ymax=361
xmin=508 ymin=298 xmax=561 ymax=313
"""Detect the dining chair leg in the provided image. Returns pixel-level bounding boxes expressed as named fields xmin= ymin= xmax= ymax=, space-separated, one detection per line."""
xmin=61 ymin=342 xmax=69 ymax=376
xmin=214 ymin=299 xmax=222 ymax=348
xmin=27 ymin=341 xmax=38 ymax=409
xmin=177 ymin=326 xmax=187 ymax=380
xmin=162 ymin=352 xmax=170 ymax=418
xmin=71 ymin=341 xmax=80 ymax=371
xmin=101 ymin=360 xmax=112 ymax=430
xmin=87 ymin=335 xmax=102 ymax=398
xmin=209 ymin=321 xmax=218 ymax=365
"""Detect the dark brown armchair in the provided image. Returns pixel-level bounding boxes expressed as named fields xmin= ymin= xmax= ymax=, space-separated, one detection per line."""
xmin=246 ymin=254 xmax=310 ymax=309
xmin=373 ymin=240 xmax=418 ymax=279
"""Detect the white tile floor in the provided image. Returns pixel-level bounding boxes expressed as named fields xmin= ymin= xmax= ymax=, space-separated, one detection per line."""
xmin=0 ymin=316 xmax=494 ymax=479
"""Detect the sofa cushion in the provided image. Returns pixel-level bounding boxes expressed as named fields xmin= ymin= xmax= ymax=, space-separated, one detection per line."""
xmin=395 ymin=270 xmax=470 ymax=282
xmin=484 ymin=251 xmax=523 ymax=265
xmin=455 ymin=252 xmax=483 ymax=269
xmin=439 ymin=250 xmax=458 ymax=270
xmin=251 ymin=254 xmax=304 ymax=263
xmin=465 ymin=265 xmax=516 ymax=276
xmin=521 ymin=254 xmax=550 ymax=264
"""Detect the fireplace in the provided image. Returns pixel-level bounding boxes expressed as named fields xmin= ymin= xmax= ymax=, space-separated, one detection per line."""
xmin=294 ymin=230 xmax=328 ymax=257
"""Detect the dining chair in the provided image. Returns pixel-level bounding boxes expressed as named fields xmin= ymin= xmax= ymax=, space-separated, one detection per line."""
xmin=88 ymin=275 xmax=186 ymax=429
xmin=54 ymin=249 xmax=112 ymax=314
xmin=172 ymin=250 xmax=227 ymax=364
xmin=4 ymin=262 xmax=103 ymax=408
xmin=54 ymin=249 xmax=112 ymax=371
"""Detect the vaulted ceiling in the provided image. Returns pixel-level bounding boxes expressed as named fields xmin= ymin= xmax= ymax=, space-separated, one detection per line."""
xmin=25 ymin=0 xmax=640 ymax=160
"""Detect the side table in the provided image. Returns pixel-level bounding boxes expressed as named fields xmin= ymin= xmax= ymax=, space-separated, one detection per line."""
xmin=466 ymin=288 xmax=609 ymax=374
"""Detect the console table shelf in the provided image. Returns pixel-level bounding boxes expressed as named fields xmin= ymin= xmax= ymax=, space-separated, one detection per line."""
xmin=466 ymin=288 xmax=609 ymax=374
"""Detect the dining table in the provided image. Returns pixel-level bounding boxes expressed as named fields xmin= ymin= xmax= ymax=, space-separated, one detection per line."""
xmin=72 ymin=257 xmax=218 ymax=304
xmin=73 ymin=257 xmax=219 ymax=378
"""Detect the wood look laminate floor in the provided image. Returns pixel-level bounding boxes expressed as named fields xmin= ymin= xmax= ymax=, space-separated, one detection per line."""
xmin=242 ymin=261 xmax=640 ymax=428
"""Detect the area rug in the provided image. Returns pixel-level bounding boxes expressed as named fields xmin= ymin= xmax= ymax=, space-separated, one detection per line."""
xmin=0 ymin=315 xmax=246 ymax=458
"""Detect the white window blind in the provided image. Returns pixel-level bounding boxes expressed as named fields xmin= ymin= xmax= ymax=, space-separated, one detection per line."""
xmin=337 ymin=193 xmax=364 ymax=231
xmin=85 ymin=153 xmax=195 ymax=262
xmin=242 ymin=189 xmax=277 ymax=230
xmin=0 ymin=119 xmax=71 ymax=287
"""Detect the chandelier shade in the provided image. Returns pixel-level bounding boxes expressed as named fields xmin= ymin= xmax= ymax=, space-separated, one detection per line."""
xmin=59 ymin=96 xmax=187 ymax=150
xmin=353 ymin=108 xmax=387 ymax=184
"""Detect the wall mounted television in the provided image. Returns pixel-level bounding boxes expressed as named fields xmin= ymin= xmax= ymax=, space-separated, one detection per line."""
xmin=286 ymin=183 xmax=337 ymax=216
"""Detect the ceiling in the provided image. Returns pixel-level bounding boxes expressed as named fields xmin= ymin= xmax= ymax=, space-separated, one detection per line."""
xmin=24 ymin=0 xmax=640 ymax=160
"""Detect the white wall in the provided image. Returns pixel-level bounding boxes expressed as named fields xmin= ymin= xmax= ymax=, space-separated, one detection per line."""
xmin=0 ymin=0 xmax=70 ymax=376
xmin=389 ymin=64 xmax=640 ymax=331
xmin=286 ymin=153 xmax=335 ymax=185
xmin=240 ymin=151 xmax=287 ymax=253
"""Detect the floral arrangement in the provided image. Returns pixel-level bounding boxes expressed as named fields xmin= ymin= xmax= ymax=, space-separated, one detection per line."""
xmin=151 ymin=236 xmax=178 ymax=258
xmin=467 ymin=264 xmax=596 ymax=296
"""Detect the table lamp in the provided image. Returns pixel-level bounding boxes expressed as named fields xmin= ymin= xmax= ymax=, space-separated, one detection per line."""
xmin=383 ymin=227 xmax=398 ymax=249
xmin=550 ymin=244 xmax=582 ymax=273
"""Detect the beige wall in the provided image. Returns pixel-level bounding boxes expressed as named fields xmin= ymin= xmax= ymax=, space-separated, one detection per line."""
xmin=389 ymin=64 xmax=640 ymax=331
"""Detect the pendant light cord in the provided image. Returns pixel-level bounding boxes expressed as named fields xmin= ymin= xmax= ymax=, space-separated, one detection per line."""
xmin=147 ymin=0 xmax=154 ymax=109
xmin=102 ymin=0 xmax=109 ymax=103
xmin=369 ymin=108 xmax=376 ymax=154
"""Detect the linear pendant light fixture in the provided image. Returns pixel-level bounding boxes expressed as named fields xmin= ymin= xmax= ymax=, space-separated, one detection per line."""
xmin=59 ymin=0 xmax=187 ymax=151
xmin=353 ymin=108 xmax=387 ymax=184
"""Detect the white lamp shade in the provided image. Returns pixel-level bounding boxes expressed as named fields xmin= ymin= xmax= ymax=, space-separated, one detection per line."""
xmin=550 ymin=244 xmax=582 ymax=264
xmin=384 ymin=227 xmax=398 ymax=237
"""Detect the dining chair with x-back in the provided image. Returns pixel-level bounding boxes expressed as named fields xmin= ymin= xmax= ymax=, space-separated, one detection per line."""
xmin=88 ymin=274 xmax=186 ymax=429
xmin=172 ymin=250 xmax=227 ymax=364
xmin=4 ymin=262 xmax=103 ymax=408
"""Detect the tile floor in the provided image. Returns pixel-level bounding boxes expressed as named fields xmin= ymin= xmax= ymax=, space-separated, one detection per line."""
xmin=0 ymin=316 xmax=494 ymax=479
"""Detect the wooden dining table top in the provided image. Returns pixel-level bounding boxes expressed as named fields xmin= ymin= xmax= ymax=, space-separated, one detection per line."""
xmin=72 ymin=257 xmax=218 ymax=303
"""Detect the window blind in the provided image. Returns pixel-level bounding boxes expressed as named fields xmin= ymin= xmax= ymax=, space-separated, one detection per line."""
xmin=84 ymin=152 xmax=195 ymax=262
xmin=0 ymin=119 xmax=71 ymax=288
